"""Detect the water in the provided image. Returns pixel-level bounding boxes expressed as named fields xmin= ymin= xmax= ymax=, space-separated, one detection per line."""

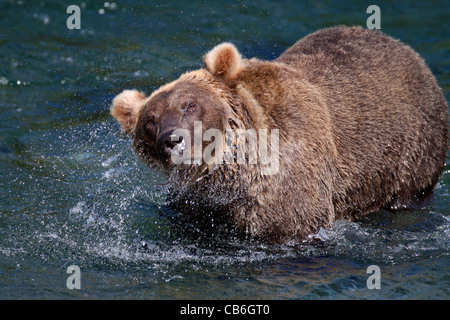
xmin=0 ymin=0 xmax=449 ymax=299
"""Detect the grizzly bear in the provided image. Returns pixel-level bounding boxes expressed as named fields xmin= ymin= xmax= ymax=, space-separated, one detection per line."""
xmin=111 ymin=26 xmax=448 ymax=243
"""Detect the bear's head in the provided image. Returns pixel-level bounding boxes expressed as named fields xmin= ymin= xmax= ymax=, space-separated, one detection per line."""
xmin=110 ymin=43 xmax=248 ymax=174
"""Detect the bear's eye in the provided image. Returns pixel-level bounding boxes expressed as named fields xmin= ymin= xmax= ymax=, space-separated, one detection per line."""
xmin=183 ymin=102 xmax=197 ymax=112
xmin=146 ymin=118 xmax=156 ymax=130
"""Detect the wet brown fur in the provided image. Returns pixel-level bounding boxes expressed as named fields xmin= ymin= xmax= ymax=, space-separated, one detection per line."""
xmin=111 ymin=26 xmax=448 ymax=243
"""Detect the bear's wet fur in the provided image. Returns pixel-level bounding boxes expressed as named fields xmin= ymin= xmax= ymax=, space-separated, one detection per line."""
xmin=111 ymin=26 xmax=448 ymax=243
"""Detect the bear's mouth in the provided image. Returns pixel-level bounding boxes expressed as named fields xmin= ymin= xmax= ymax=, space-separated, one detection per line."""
xmin=169 ymin=134 xmax=186 ymax=157
xmin=158 ymin=131 xmax=192 ymax=166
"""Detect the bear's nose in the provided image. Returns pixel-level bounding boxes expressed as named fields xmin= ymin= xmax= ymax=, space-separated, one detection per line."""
xmin=158 ymin=130 xmax=183 ymax=156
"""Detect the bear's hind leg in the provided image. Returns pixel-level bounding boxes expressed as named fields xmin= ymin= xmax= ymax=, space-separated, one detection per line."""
xmin=385 ymin=183 xmax=436 ymax=212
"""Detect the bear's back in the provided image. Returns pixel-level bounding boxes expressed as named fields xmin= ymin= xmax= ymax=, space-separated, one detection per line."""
xmin=278 ymin=26 xmax=448 ymax=218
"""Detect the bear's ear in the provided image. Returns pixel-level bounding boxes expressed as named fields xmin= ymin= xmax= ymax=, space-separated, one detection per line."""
xmin=203 ymin=42 xmax=243 ymax=81
xmin=110 ymin=89 xmax=146 ymax=133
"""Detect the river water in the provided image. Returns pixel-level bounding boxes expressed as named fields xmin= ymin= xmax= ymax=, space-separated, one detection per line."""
xmin=0 ymin=0 xmax=449 ymax=299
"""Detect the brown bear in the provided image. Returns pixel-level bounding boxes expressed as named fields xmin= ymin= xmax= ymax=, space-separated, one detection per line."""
xmin=111 ymin=26 xmax=448 ymax=243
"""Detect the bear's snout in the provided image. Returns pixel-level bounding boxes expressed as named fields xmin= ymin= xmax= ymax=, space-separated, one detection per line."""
xmin=158 ymin=129 xmax=183 ymax=158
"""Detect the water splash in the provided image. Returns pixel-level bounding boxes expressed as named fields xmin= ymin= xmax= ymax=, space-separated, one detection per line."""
xmin=1 ymin=119 xmax=448 ymax=299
